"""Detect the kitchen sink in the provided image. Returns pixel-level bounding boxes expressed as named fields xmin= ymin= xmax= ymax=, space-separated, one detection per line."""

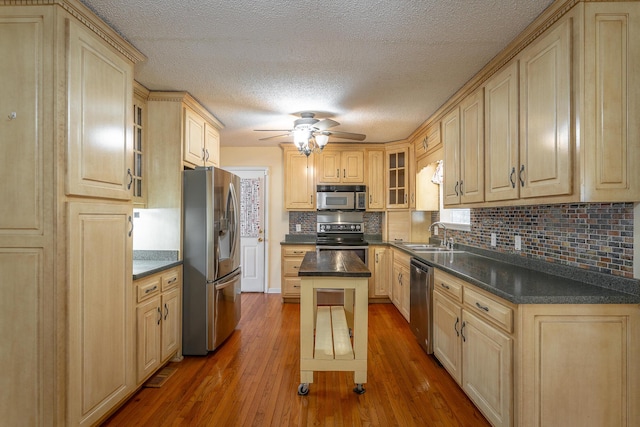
xmin=400 ymin=243 xmax=440 ymax=250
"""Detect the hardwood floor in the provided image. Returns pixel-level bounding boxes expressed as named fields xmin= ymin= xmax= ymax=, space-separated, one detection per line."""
xmin=103 ymin=293 xmax=490 ymax=426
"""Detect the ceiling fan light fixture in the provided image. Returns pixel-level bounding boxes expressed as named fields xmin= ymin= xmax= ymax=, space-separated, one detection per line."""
xmin=315 ymin=133 xmax=329 ymax=148
xmin=293 ymin=128 xmax=309 ymax=149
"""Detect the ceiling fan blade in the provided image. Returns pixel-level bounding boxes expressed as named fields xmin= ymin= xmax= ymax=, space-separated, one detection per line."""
xmin=254 ymin=129 xmax=292 ymax=132
xmin=313 ymin=118 xmax=340 ymax=131
xmin=258 ymin=133 xmax=291 ymax=141
xmin=326 ymin=130 xmax=366 ymax=141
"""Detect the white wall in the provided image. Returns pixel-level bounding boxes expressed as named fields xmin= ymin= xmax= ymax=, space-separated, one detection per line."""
xmin=221 ymin=146 xmax=288 ymax=292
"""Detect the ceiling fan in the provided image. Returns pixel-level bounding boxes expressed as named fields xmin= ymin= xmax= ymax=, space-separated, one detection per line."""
xmin=254 ymin=112 xmax=366 ymax=154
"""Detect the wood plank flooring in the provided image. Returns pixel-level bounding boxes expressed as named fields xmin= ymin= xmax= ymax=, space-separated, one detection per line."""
xmin=102 ymin=293 xmax=490 ymax=426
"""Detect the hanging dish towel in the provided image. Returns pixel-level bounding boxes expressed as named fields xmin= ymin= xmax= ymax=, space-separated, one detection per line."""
xmin=431 ymin=160 xmax=443 ymax=184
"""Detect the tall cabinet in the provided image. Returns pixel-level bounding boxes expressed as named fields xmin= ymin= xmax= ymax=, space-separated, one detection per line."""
xmin=0 ymin=1 xmax=145 ymax=426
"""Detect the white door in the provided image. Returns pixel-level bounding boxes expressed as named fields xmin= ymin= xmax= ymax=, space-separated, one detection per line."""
xmin=225 ymin=168 xmax=267 ymax=292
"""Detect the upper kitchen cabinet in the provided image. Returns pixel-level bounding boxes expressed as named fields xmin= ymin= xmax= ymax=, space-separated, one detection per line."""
xmin=443 ymin=88 xmax=485 ymax=206
xmin=67 ymin=17 xmax=135 ymax=201
xmin=184 ymin=105 xmax=221 ymax=168
xmin=581 ymin=2 xmax=640 ymax=202
xmin=315 ymin=148 xmax=365 ymax=184
xmin=366 ymin=148 xmax=385 ymax=211
xmin=133 ymin=82 xmax=149 ymax=206
xmin=518 ymin=17 xmax=572 ymax=200
xmin=283 ymin=146 xmax=315 ymax=210
xmin=0 ymin=1 xmax=145 ymax=426
xmin=385 ymin=142 xmax=410 ymax=209
xmin=413 ymin=122 xmax=442 ymax=159
xmin=484 ymin=61 xmax=520 ymax=203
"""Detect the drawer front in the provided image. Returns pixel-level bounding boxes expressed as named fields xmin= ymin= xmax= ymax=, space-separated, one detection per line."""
xmin=162 ymin=267 xmax=181 ymax=291
xmin=136 ymin=275 xmax=162 ymax=302
xmin=283 ymin=277 xmax=301 ymax=296
xmin=434 ymin=269 xmax=463 ymax=303
xmin=283 ymin=258 xmax=303 ymax=276
xmin=464 ymin=286 xmax=513 ymax=333
xmin=283 ymin=246 xmax=311 ymax=257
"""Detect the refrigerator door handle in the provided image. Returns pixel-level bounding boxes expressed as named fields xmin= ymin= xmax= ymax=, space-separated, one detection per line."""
xmin=228 ymin=181 xmax=240 ymax=263
xmin=209 ymin=269 xmax=241 ymax=289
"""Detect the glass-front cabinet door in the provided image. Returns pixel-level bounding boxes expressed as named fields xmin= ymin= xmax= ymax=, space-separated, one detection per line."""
xmin=386 ymin=146 xmax=409 ymax=208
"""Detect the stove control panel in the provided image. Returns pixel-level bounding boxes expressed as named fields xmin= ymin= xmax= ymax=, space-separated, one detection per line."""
xmin=317 ymin=223 xmax=363 ymax=233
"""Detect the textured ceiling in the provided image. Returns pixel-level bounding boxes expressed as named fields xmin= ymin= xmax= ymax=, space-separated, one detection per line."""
xmin=80 ymin=0 xmax=554 ymax=147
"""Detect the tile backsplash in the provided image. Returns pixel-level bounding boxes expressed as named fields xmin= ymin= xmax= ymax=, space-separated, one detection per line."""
xmin=289 ymin=212 xmax=383 ymax=235
xmin=434 ymin=203 xmax=634 ymax=278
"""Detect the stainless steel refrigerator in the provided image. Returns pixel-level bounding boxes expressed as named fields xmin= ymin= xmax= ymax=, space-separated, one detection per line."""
xmin=183 ymin=167 xmax=242 ymax=355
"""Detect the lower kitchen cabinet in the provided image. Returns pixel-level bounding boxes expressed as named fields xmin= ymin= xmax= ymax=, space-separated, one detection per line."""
xmin=281 ymin=244 xmax=314 ymax=302
xmin=135 ymin=266 xmax=182 ymax=385
xmin=433 ymin=269 xmax=513 ymax=427
xmin=391 ymin=249 xmax=410 ymax=321
xmin=369 ymin=246 xmax=390 ymax=299
xmin=517 ymin=304 xmax=640 ymax=427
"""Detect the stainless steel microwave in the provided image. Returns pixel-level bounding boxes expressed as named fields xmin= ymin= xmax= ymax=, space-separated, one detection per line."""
xmin=316 ymin=185 xmax=366 ymax=211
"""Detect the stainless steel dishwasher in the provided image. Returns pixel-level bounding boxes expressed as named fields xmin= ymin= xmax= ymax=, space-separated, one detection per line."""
xmin=410 ymin=258 xmax=433 ymax=354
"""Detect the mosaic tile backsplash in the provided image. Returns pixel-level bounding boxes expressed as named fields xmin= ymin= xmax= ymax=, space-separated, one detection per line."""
xmin=434 ymin=203 xmax=634 ymax=278
xmin=289 ymin=212 xmax=383 ymax=235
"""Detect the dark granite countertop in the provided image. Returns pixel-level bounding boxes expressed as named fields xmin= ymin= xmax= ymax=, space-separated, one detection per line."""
xmin=298 ymin=250 xmax=371 ymax=278
xmin=133 ymin=260 xmax=183 ymax=280
xmin=391 ymin=244 xmax=639 ymax=305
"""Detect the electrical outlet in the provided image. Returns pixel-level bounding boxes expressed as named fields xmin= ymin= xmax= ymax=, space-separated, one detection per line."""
xmin=295 ymin=224 xmax=302 ymax=232
xmin=515 ymin=235 xmax=522 ymax=251
xmin=491 ymin=233 xmax=496 ymax=247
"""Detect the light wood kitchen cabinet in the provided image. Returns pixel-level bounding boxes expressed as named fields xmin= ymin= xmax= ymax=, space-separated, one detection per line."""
xmin=484 ymin=61 xmax=520 ymax=203
xmin=415 ymin=146 xmax=442 ymax=211
xmin=68 ymin=202 xmax=134 ymax=427
xmin=281 ymin=245 xmax=314 ymax=301
xmin=133 ymin=82 xmax=149 ymax=206
xmin=135 ymin=266 xmax=182 ymax=385
xmin=518 ymin=16 xmax=572 ymax=199
xmin=369 ymin=246 xmax=390 ymax=299
xmin=386 ymin=210 xmax=412 ymax=243
xmin=443 ymin=88 xmax=484 ymax=206
xmin=414 ymin=122 xmax=443 ymax=160
xmin=183 ymin=105 xmax=221 ymax=168
xmin=391 ymin=249 xmax=410 ymax=321
xmin=385 ymin=143 xmax=410 ymax=209
xmin=581 ymin=2 xmax=640 ymax=202
xmin=316 ymin=149 xmax=365 ymax=184
xmin=518 ymin=303 xmax=640 ymax=427
xmin=433 ymin=269 xmax=513 ymax=427
xmin=283 ymin=148 xmax=315 ymax=210
xmin=366 ymin=149 xmax=385 ymax=211
xmin=0 ymin=2 xmax=144 ymax=425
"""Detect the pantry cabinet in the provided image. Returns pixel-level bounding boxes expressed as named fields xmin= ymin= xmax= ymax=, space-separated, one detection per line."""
xmin=0 ymin=2 xmax=145 ymax=425
xmin=316 ymin=149 xmax=365 ymax=184
xmin=283 ymin=148 xmax=315 ymax=210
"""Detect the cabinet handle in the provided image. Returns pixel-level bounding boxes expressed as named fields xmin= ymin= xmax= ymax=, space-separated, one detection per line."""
xmin=411 ymin=194 xmax=415 ymax=203
xmin=293 ymin=251 xmax=303 ymax=254
xmin=459 ymin=180 xmax=464 ymax=195
xmin=205 ymin=149 xmax=210 ymax=162
xmin=404 ymin=194 xmax=408 ymax=204
xmin=293 ymin=266 xmax=299 ymax=269
xmin=509 ymin=167 xmax=516 ymax=188
xmin=369 ymin=194 xmax=372 ymax=204
xmin=164 ymin=303 xmax=169 ymax=320
xmin=145 ymin=285 xmax=158 ymax=294
xmin=156 ymin=307 xmax=162 ymax=325
xmin=294 ymin=285 xmax=300 ymax=288
xmin=337 ymin=169 xmax=340 ymax=177
xmin=454 ymin=181 xmax=459 ymax=196
xmin=128 ymin=216 xmax=133 ymax=237
xmin=475 ymin=302 xmax=490 ymax=312
xmin=440 ymin=282 xmax=450 ymax=290
xmin=519 ymin=165 xmax=525 ymax=187
xmin=461 ymin=321 xmax=466 ymax=342
xmin=167 ymin=277 xmax=177 ymax=284
xmin=202 ymin=148 xmax=206 ymax=161
xmin=310 ymin=194 xmax=313 ymax=204
xmin=343 ymin=169 xmax=346 ymax=178
xmin=375 ymin=253 xmax=379 ymax=263
xmin=127 ymin=168 xmax=133 ymax=190
xmin=454 ymin=317 xmax=460 ymax=337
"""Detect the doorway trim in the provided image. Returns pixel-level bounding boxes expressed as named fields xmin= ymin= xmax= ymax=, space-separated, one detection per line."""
xmin=224 ymin=166 xmax=269 ymax=293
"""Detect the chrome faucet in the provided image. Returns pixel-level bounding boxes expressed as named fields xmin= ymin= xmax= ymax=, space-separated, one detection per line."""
xmin=429 ymin=222 xmax=448 ymax=248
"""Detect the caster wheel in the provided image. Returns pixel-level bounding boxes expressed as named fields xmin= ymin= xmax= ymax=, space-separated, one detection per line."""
xmin=353 ymin=384 xmax=365 ymax=395
xmin=298 ymin=383 xmax=309 ymax=396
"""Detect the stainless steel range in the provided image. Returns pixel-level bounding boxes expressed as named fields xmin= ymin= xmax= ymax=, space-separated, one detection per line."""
xmin=315 ymin=212 xmax=368 ymax=304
